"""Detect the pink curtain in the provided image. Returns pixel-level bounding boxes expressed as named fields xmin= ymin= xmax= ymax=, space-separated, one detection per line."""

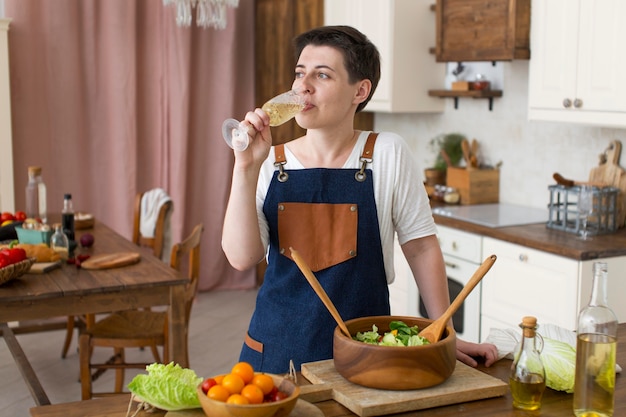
xmin=6 ymin=0 xmax=256 ymax=290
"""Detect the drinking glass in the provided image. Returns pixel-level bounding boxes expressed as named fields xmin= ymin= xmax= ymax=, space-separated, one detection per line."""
xmin=577 ymin=185 xmax=594 ymax=240
xmin=222 ymin=89 xmax=306 ymax=151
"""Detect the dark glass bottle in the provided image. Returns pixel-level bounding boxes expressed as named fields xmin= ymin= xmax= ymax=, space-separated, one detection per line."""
xmin=509 ymin=316 xmax=546 ymax=410
xmin=62 ymin=193 xmax=75 ymax=242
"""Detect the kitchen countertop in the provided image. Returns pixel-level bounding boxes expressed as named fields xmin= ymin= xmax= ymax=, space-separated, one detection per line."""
xmin=432 ymin=205 xmax=626 ymax=261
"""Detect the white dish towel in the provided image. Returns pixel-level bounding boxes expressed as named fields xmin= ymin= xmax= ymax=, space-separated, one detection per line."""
xmin=140 ymin=188 xmax=172 ymax=262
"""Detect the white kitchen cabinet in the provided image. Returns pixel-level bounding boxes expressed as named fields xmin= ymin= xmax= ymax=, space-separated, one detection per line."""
xmin=0 ymin=18 xmax=15 ymax=212
xmin=324 ymin=0 xmax=445 ymax=113
xmin=481 ymin=237 xmax=626 ymax=340
xmin=389 ymin=238 xmax=419 ymax=316
xmin=527 ymin=0 xmax=626 ymax=128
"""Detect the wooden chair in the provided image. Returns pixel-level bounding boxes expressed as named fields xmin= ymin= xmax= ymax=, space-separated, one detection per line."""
xmin=78 ymin=223 xmax=204 ymax=399
xmin=61 ymin=190 xmax=173 ymax=359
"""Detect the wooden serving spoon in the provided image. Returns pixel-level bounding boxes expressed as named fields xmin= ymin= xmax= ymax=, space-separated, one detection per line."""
xmin=418 ymin=254 xmax=497 ymax=344
xmin=290 ymin=247 xmax=351 ymax=338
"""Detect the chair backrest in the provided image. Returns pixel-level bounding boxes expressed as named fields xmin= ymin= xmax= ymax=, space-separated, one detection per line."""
xmin=132 ymin=190 xmax=173 ymax=259
xmin=170 ymin=223 xmax=204 ymax=327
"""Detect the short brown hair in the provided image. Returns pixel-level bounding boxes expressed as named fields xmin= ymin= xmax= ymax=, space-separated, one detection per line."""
xmin=293 ymin=26 xmax=380 ymax=113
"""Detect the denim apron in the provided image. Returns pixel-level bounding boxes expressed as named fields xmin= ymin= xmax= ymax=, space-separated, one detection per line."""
xmin=240 ymin=133 xmax=390 ymax=373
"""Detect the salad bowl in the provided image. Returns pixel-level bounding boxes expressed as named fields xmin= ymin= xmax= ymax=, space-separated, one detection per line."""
xmin=333 ymin=315 xmax=456 ymax=390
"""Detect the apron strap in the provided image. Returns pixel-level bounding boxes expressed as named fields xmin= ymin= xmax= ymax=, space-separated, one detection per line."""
xmin=273 ymin=132 xmax=379 ymax=183
xmin=356 ymin=132 xmax=379 ymax=182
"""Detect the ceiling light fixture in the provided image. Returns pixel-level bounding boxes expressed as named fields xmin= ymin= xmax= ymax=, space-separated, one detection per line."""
xmin=163 ymin=0 xmax=239 ymax=29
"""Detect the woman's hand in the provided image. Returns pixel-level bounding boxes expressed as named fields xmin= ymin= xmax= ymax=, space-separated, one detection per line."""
xmin=233 ymin=108 xmax=273 ymax=168
xmin=456 ymin=339 xmax=498 ymax=367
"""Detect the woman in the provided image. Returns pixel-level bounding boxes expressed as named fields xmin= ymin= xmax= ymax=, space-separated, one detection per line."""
xmin=222 ymin=25 xmax=497 ymax=373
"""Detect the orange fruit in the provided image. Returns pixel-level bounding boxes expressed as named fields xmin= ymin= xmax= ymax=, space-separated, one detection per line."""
xmin=214 ymin=374 xmax=225 ymax=384
xmin=226 ymin=394 xmax=249 ymax=405
xmin=231 ymin=361 xmax=255 ymax=384
xmin=207 ymin=384 xmax=230 ymax=402
xmin=221 ymin=373 xmax=245 ymax=395
xmin=241 ymin=384 xmax=264 ymax=404
xmin=251 ymin=373 xmax=275 ymax=396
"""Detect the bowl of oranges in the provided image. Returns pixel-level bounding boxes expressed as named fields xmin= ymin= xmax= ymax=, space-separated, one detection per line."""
xmin=197 ymin=362 xmax=300 ymax=417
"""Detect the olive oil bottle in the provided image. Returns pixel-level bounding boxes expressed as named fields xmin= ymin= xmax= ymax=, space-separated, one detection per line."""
xmin=509 ymin=316 xmax=546 ymax=410
xmin=573 ymin=262 xmax=617 ymax=417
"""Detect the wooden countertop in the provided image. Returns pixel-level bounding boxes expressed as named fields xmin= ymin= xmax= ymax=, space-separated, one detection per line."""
xmin=433 ymin=210 xmax=626 ymax=261
xmin=30 ymin=323 xmax=626 ymax=417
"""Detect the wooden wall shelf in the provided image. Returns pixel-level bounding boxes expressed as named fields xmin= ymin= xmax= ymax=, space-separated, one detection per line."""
xmin=428 ymin=89 xmax=503 ymax=111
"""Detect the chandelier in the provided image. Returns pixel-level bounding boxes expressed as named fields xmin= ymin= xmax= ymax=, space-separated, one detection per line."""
xmin=163 ymin=0 xmax=239 ymax=30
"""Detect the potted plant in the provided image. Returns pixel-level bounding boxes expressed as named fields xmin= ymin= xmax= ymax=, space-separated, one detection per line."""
xmin=424 ymin=133 xmax=466 ymax=186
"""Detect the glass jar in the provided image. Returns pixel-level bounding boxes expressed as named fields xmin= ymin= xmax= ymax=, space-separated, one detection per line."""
xmin=25 ymin=166 xmax=47 ymax=224
xmin=50 ymin=223 xmax=69 ymax=261
xmin=509 ymin=316 xmax=546 ymax=410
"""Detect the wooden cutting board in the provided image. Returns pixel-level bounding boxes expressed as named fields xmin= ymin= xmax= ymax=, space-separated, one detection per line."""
xmin=80 ymin=252 xmax=141 ymax=270
xmin=300 ymin=359 xmax=508 ymax=417
xmin=589 ymin=140 xmax=626 ymax=227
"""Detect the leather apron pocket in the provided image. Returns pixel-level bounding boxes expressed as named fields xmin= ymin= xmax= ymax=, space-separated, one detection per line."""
xmin=278 ymin=202 xmax=358 ymax=272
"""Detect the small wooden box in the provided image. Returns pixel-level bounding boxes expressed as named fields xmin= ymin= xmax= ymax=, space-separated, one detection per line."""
xmin=446 ymin=167 xmax=500 ymax=205
xmin=451 ymin=81 xmax=470 ymax=91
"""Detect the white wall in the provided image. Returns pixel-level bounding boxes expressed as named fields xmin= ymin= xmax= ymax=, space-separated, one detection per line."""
xmin=374 ymin=60 xmax=626 ymax=209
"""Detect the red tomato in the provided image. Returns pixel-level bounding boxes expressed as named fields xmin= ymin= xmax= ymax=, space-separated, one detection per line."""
xmin=201 ymin=378 xmax=217 ymax=394
xmin=14 ymin=211 xmax=27 ymax=221
xmin=0 ymin=212 xmax=15 ymax=224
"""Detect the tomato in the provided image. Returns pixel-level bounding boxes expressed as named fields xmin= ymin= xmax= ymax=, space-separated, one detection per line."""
xmin=201 ymin=378 xmax=216 ymax=394
xmin=0 ymin=212 xmax=15 ymax=224
xmin=14 ymin=211 xmax=27 ymax=221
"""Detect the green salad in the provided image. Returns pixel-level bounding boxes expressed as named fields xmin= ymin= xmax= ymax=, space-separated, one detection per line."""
xmin=354 ymin=320 xmax=431 ymax=346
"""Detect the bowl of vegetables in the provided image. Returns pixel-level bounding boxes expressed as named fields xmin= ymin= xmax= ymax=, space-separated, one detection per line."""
xmin=197 ymin=362 xmax=300 ymax=417
xmin=333 ymin=315 xmax=456 ymax=390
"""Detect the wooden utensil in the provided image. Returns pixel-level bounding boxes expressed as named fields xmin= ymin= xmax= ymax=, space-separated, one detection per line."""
xmin=588 ymin=140 xmax=626 ymax=227
xmin=461 ymin=139 xmax=472 ymax=167
xmin=80 ymin=252 xmax=141 ymax=270
xmin=290 ymin=247 xmax=351 ymax=338
xmin=418 ymin=254 xmax=497 ymax=344
xmin=553 ymin=173 xmax=605 ymax=188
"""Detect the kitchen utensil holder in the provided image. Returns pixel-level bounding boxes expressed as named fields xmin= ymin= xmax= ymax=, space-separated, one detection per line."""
xmin=547 ymin=185 xmax=619 ymax=235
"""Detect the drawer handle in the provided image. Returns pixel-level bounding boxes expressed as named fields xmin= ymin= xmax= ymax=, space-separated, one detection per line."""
xmin=518 ymin=254 xmax=528 ymax=262
xmin=444 ymin=261 xmax=458 ymax=269
xmin=451 ymin=241 xmax=458 ymax=251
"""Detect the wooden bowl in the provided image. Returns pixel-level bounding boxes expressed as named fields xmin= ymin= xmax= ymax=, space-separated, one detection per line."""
xmin=197 ymin=374 xmax=300 ymax=417
xmin=333 ymin=315 xmax=457 ymax=390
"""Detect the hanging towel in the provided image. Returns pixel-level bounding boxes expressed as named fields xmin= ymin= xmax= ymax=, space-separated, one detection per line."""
xmin=140 ymin=188 xmax=173 ymax=262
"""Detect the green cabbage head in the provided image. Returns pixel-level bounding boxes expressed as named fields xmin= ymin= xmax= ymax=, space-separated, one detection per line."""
xmin=540 ymin=338 xmax=576 ymax=393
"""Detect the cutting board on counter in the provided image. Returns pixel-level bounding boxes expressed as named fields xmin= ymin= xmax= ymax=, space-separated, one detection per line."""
xmin=80 ymin=252 xmax=141 ymax=270
xmin=300 ymin=359 xmax=508 ymax=417
xmin=589 ymin=140 xmax=626 ymax=227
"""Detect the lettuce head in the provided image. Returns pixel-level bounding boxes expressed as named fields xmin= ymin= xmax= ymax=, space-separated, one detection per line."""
xmin=127 ymin=362 xmax=202 ymax=410
xmin=540 ymin=338 xmax=576 ymax=393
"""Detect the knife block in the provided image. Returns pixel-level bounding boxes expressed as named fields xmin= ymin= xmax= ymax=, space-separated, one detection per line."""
xmin=446 ymin=167 xmax=500 ymax=205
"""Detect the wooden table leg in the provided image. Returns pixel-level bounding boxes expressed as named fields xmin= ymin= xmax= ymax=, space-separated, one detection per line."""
xmin=0 ymin=323 xmax=51 ymax=406
xmin=168 ymin=285 xmax=188 ymax=367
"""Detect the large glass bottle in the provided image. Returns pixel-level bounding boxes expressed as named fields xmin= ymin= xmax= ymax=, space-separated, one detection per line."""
xmin=509 ymin=316 xmax=546 ymax=410
xmin=573 ymin=262 xmax=618 ymax=417
xmin=25 ymin=166 xmax=47 ymax=223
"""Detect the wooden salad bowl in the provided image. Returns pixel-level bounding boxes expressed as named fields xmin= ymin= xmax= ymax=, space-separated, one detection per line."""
xmin=333 ymin=316 xmax=457 ymax=390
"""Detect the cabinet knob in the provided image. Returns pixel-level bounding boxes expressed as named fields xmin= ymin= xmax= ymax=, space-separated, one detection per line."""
xmin=518 ymin=254 xmax=528 ymax=262
xmin=573 ymin=98 xmax=583 ymax=108
xmin=563 ymin=98 xmax=572 ymax=108
xmin=451 ymin=241 xmax=458 ymax=251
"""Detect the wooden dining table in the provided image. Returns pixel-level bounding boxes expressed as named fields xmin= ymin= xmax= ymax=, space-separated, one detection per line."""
xmin=0 ymin=220 xmax=189 ymax=407
xmin=29 ymin=323 xmax=625 ymax=417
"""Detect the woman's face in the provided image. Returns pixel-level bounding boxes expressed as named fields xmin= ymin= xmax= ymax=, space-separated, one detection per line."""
xmin=293 ymin=45 xmax=366 ymax=130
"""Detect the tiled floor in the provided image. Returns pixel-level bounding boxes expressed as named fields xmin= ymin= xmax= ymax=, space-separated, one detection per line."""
xmin=0 ymin=289 xmax=258 ymax=417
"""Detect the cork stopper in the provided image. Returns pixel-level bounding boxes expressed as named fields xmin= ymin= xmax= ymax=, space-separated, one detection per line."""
xmin=28 ymin=166 xmax=42 ymax=177
xmin=521 ymin=316 xmax=537 ymax=337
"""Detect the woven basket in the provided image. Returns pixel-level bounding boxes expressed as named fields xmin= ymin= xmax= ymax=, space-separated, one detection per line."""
xmin=0 ymin=257 xmax=36 ymax=286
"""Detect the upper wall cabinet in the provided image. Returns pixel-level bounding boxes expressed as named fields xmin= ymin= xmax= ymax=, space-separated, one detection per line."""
xmin=435 ymin=0 xmax=530 ymax=62
xmin=324 ymin=0 xmax=445 ymax=113
xmin=528 ymin=0 xmax=626 ymax=128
